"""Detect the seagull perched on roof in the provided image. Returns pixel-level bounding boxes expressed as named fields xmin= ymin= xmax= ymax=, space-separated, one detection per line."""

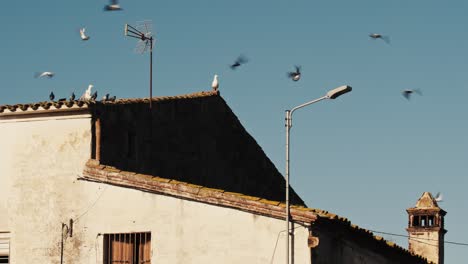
xmin=104 ymin=0 xmax=122 ymax=11
xmin=49 ymin=92 xmax=55 ymax=101
xmin=287 ymin=66 xmax=301 ymax=82
xmin=369 ymin=33 xmax=390 ymax=44
xmin=80 ymin=85 xmax=93 ymax=101
xmin=211 ymin=74 xmax=219 ymax=91
xmin=34 ymin=72 xmax=55 ymax=79
xmin=230 ymin=55 xmax=249 ymax=70
xmin=79 ymin=28 xmax=90 ymax=41
xmin=402 ymin=89 xmax=422 ymax=100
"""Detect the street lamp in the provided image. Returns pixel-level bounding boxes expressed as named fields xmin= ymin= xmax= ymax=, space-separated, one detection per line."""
xmin=284 ymin=85 xmax=352 ymax=264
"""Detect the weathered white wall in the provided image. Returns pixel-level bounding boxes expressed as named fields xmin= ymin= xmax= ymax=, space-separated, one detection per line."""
xmin=409 ymin=231 xmax=441 ymax=264
xmin=0 ymin=114 xmax=311 ymax=264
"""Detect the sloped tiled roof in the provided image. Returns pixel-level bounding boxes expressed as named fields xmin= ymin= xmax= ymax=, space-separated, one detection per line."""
xmin=81 ymin=159 xmax=429 ymax=263
xmin=0 ymin=90 xmax=219 ymax=115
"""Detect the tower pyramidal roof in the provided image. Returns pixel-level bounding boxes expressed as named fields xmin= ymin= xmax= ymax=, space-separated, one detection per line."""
xmin=414 ymin=192 xmax=440 ymax=209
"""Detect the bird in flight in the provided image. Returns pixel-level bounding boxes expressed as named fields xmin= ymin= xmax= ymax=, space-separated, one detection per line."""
xmin=211 ymin=74 xmax=219 ymax=91
xmin=230 ymin=55 xmax=249 ymax=70
xmin=369 ymin=33 xmax=390 ymax=44
xmin=104 ymin=0 xmax=122 ymax=11
xmin=79 ymin=28 xmax=90 ymax=41
xmin=287 ymin=66 xmax=301 ymax=82
xmin=434 ymin=192 xmax=443 ymax=202
xmin=34 ymin=72 xmax=54 ymax=79
xmin=80 ymin=85 xmax=93 ymax=101
xmin=49 ymin=92 xmax=55 ymax=101
xmin=402 ymin=89 xmax=422 ymax=100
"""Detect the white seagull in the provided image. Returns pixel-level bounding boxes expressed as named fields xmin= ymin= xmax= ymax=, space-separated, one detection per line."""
xmin=34 ymin=72 xmax=55 ymax=78
xmin=79 ymin=28 xmax=90 ymax=41
xmin=211 ymin=74 xmax=219 ymax=91
xmin=80 ymin=84 xmax=94 ymax=101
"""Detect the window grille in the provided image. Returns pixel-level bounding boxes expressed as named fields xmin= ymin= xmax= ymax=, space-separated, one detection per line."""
xmin=103 ymin=232 xmax=151 ymax=264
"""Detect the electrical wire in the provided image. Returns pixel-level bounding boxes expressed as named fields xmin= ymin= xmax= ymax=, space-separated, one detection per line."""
xmin=369 ymin=229 xmax=468 ymax=247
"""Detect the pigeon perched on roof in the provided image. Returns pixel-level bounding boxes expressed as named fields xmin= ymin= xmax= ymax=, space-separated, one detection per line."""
xmin=102 ymin=93 xmax=110 ymax=101
xmin=402 ymin=89 xmax=422 ymax=100
xmin=80 ymin=85 xmax=93 ymax=101
xmin=79 ymin=28 xmax=90 ymax=41
xmin=69 ymin=92 xmax=75 ymax=101
xmin=287 ymin=66 xmax=301 ymax=82
xmin=49 ymin=92 xmax=55 ymax=101
xmin=211 ymin=74 xmax=219 ymax=91
xmin=104 ymin=0 xmax=122 ymax=11
xmin=109 ymin=95 xmax=116 ymax=102
xmin=230 ymin=55 xmax=249 ymax=70
xmin=35 ymin=72 xmax=55 ymax=78
xmin=90 ymin=91 xmax=98 ymax=101
xmin=369 ymin=33 xmax=390 ymax=44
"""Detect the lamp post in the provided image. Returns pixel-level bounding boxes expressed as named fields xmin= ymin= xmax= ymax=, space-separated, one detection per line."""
xmin=285 ymin=85 xmax=352 ymax=264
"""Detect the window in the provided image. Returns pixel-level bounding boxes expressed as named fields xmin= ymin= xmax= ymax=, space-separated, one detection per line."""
xmin=0 ymin=235 xmax=9 ymax=264
xmin=103 ymin=232 xmax=151 ymax=264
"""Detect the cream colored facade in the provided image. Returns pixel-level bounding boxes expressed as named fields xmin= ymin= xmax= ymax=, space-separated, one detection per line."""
xmin=0 ymin=113 xmax=311 ymax=263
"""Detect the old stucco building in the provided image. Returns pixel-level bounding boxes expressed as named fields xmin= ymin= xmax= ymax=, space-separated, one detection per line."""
xmin=0 ymin=90 xmax=432 ymax=263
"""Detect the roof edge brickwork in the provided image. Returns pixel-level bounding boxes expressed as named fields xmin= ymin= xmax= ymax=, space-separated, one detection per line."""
xmin=80 ymin=159 xmax=429 ymax=263
xmin=0 ymin=90 xmax=219 ymax=116
xmin=80 ymin=159 xmax=317 ymax=223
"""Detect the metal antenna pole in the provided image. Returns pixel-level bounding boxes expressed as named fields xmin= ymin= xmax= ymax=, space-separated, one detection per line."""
xmin=285 ymin=110 xmax=291 ymax=264
xmin=150 ymin=37 xmax=153 ymax=109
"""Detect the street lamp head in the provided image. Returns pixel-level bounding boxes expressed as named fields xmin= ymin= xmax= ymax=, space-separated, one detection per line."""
xmin=326 ymin=85 xmax=352 ymax=99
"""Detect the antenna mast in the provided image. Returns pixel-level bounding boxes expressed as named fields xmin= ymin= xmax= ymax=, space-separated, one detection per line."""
xmin=125 ymin=21 xmax=155 ymax=108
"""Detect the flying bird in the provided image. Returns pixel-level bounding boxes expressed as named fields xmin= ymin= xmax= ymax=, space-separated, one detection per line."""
xmin=49 ymin=92 xmax=55 ymax=101
xmin=80 ymin=85 xmax=93 ymax=101
xmin=287 ymin=66 xmax=301 ymax=82
xmin=211 ymin=74 xmax=219 ymax=91
xmin=104 ymin=0 xmax=122 ymax=11
xmin=369 ymin=33 xmax=390 ymax=44
xmin=69 ymin=92 xmax=75 ymax=101
xmin=434 ymin=192 xmax=443 ymax=202
xmin=34 ymin=72 xmax=55 ymax=79
xmin=79 ymin=28 xmax=90 ymax=41
xmin=90 ymin=91 xmax=98 ymax=101
xmin=402 ymin=89 xmax=422 ymax=100
xmin=230 ymin=55 xmax=249 ymax=70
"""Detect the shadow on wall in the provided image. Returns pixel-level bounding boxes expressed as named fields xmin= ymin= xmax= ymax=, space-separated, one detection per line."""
xmin=95 ymin=95 xmax=305 ymax=206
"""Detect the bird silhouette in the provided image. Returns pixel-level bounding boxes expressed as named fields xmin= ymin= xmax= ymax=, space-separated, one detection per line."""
xmin=369 ymin=33 xmax=390 ymax=44
xmin=104 ymin=0 xmax=122 ymax=11
xmin=90 ymin=91 xmax=98 ymax=101
xmin=49 ymin=92 xmax=55 ymax=101
xmin=35 ymin=72 xmax=55 ymax=78
xmin=434 ymin=192 xmax=443 ymax=202
xmin=402 ymin=89 xmax=422 ymax=100
xmin=69 ymin=92 xmax=75 ymax=101
xmin=109 ymin=95 xmax=116 ymax=102
xmin=230 ymin=55 xmax=249 ymax=70
xmin=79 ymin=28 xmax=90 ymax=41
xmin=102 ymin=93 xmax=110 ymax=101
xmin=211 ymin=74 xmax=219 ymax=91
xmin=287 ymin=66 xmax=301 ymax=82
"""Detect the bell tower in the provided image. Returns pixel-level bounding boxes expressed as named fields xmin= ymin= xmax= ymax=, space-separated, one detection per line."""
xmin=407 ymin=192 xmax=446 ymax=264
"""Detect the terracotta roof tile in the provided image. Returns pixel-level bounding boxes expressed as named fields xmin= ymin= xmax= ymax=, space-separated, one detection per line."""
xmin=0 ymin=90 xmax=219 ymax=115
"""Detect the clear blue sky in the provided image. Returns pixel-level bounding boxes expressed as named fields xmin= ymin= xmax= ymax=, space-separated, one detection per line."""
xmin=1 ymin=0 xmax=467 ymax=262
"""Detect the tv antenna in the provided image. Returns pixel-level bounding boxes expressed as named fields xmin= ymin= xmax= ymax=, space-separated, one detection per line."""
xmin=125 ymin=20 xmax=155 ymax=108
